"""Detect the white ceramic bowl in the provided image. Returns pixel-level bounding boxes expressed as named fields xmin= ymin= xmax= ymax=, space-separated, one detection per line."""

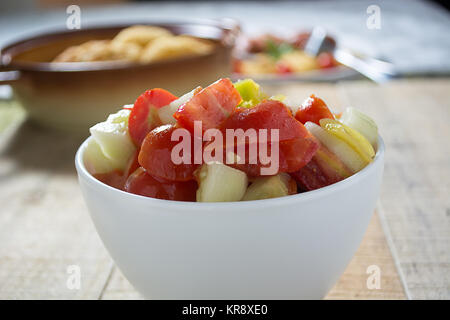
xmin=75 ymin=137 xmax=384 ymax=299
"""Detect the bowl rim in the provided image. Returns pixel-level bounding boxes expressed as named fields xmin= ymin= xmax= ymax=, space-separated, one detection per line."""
xmin=75 ymin=135 xmax=384 ymax=210
xmin=0 ymin=18 xmax=238 ymax=73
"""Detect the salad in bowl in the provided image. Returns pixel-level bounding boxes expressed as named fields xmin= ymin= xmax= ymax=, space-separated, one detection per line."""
xmin=83 ymin=78 xmax=379 ymax=202
xmin=75 ymin=78 xmax=384 ymax=299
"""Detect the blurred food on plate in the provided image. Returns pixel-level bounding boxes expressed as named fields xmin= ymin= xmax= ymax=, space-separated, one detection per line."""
xmin=234 ymin=32 xmax=338 ymax=76
xmin=53 ymin=25 xmax=214 ymax=63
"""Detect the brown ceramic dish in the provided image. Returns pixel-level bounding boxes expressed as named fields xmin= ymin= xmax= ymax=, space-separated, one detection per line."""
xmin=0 ymin=19 xmax=238 ymax=131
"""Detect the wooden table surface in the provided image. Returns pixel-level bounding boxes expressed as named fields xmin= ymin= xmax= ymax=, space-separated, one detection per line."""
xmin=0 ymin=78 xmax=448 ymax=299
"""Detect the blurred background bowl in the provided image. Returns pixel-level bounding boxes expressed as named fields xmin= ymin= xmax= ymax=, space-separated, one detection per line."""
xmin=0 ymin=19 xmax=239 ymax=132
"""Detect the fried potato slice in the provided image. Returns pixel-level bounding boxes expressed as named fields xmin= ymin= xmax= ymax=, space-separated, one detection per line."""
xmin=52 ymin=26 xmax=213 ymax=64
xmin=53 ymin=40 xmax=117 ymax=62
xmin=140 ymin=35 xmax=214 ymax=63
xmin=112 ymin=25 xmax=173 ymax=47
xmin=279 ymin=51 xmax=318 ymax=72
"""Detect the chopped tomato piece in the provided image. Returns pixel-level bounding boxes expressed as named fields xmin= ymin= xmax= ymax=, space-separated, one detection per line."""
xmin=290 ymin=159 xmax=330 ymax=191
xmin=138 ymin=124 xmax=200 ymax=181
xmin=291 ymin=158 xmax=340 ymax=191
xmin=277 ymin=135 xmax=320 ymax=173
xmin=93 ymin=149 xmax=141 ymax=190
xmin=222 ymin=100 xmax=309 ymax=141
xmin=290 ymin=143 xmax=352 ymax=191
xmin=295 ymin=94 xmax=334 ymax=125
xmin=317 ymin=52 xmax=336 ymax=69
xmin=174 ymin=78 xmax=242 ymax=132
xmin=129 ymin=88 xmax=177 ymax=146
xmin=218 ymin=100 xmax=319 ymax=176
xmin=125 ymin=167 xmax=197 ymax=201
xmin=94 ymin=170 xmax=127 ymax=190
xmin=275 ymin=62 xmax=293 ymax=74
xmin=223 ymin=135 xmax=318 ymax=177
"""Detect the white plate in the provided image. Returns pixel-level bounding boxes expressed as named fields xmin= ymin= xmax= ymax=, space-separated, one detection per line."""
xmin=232 ymin=64 xmax=361 ymax=83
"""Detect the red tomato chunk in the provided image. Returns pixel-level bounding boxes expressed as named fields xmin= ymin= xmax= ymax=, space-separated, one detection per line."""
xmin=219 ymin=100 xmax=319 ymax=176
xmin=138 ymin=124 xmax=200 ymax=181
xmin=174 ymin=78 xmax=242 ymax=133
xmin=295 ymin=94 xmax=334 ymax=125
xmin=129 ymin=88 xmax=177 ymax=146
xmin=125 ymin=167 xmax=197 ymax=201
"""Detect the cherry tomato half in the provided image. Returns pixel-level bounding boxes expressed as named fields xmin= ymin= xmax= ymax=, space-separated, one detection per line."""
xmin=138 ymin=124 xmax=200 ymax=181
xmin=93 ymin=148 xmax=140 ymax=190
xmin=174 ymin=78 xmax=242 ymax=133
xmin=295 ymin=94 xmax=334 ymax=125
xmin=125 ymin=167 xmax=197 ymax=201
xmin=219 ymin=100 xmax=319 ymax=176
xmin=128 ymin=88 xmax=177 ymax=146
xmin=222 ymin=100 xmax=309 ymax=141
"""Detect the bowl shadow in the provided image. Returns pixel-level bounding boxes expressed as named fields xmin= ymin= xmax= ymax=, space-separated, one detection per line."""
xmin=1 ymin=118 xmax=87 ymax=175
